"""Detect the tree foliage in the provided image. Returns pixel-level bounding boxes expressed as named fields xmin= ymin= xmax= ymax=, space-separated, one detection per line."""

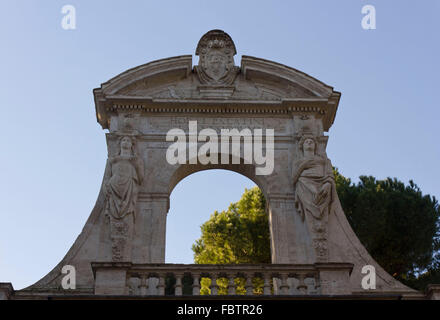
xmin=192 ymin=186 xmax=271 ymax=265
xmin=192 ymin=171 xmax=440 ymax=291
xmin=333 ymin=168 xmax=440 ymax=288
xmin=192 ymin=187 xmax=270 ymax=294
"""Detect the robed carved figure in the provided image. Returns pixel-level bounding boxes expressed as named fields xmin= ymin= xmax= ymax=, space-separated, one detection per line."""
xmin=293 ymin=135 xmax=336 ymax=261
xmin=103 ymin=135 xmax=144 ymax=261
xmin=104 ymin=136 xmax=144 ymax=220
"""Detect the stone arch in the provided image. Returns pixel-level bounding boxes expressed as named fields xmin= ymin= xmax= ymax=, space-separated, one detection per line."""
xmin=159 ymin=148 xmax=291 ymax=265
xmin=168 ymin=159 xmax=269 ymax=199
xmin=11 ymin=29 xmax=422 ymax=299
xmin=165 ymin=154 xmax=276 ymax=261
xmin=165 ymin=167 xmax=270 ymax=262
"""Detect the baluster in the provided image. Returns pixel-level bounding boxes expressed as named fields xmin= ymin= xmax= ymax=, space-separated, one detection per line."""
xmin=174 ymin=273 xmax=183 ymax=296
xmin=279 ymin=273 xmax=289 ymax=295
xmin=314 ymin=273 xmax=320 ymax=293
xmin=192 ymin=273 xmax=201 ymax=296
xmin=227 ymin=274 xmax=236 ymax=295
xmin=210 ymin=273 xmax=219 ymax=295
xmin=139 ymin=274 xmax=149 ymax=295
xmin=157 ymin=273 xmax=165 ymax=296
xmin=263 ymin=274 xmax=271 ymax=295
xmin=297 ymin=273 xmax=307 ymax=294
xmin=245 ymin=273 xmax=254 ymax=295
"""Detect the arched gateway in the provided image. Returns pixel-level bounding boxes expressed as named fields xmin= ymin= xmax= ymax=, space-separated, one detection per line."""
xmin=2 ymin=30 xmax=437 ymax=300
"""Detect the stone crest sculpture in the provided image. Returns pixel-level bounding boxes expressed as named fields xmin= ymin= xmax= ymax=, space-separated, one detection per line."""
xmin=293 ymin=134 xmax=336 ymax=262
xmin=195 ymin=29 xmax=239 ymax=85
xmin=104 ymin=135 xmax=144 ymax=261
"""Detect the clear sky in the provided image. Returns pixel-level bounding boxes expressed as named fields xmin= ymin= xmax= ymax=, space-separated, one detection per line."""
xmin=0 ymin=0 xmax=439 ymax=290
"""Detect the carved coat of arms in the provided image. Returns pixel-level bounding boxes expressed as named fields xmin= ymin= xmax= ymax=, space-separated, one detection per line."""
xmin=195 ymin=29 xmax=239 ymax=86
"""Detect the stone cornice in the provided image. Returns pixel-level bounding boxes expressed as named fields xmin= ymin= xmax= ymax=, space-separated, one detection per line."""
xmin=97 ymin=96 xmax=339 ymax=132
xmin=101 ymin=99 xmax=330 ymax=122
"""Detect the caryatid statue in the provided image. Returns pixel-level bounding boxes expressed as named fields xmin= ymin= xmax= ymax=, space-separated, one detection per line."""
xmin=293 ymin=135 xmax=336 ymax=261
xmin=103 ymin=135 xmax=144 ymax=261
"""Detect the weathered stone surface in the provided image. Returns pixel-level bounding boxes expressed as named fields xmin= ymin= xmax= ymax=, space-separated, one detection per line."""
xmin=426 ymin=284 xmax=440 ymax=300
xmin=0 ymin=283 xmax=14 ymax=300
xmin=6 ymin=30 xmax=435 ymax=300
xmin=94 ymin=265 xmax=129 ymax=295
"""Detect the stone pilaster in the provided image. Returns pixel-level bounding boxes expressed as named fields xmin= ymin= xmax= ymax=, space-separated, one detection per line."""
xmin=93 ymin=262 xmax=131 ymax=295
xmin=267 ymin=194 xmax=314 ymax=264
xmin=316 ymin=263 xmax=353 ymax=295
xmin=132 ymin=193 xmax=169 ymax=263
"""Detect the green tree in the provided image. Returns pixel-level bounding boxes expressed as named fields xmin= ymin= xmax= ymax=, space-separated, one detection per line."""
xmin=333 ymin=168 xmax=440 ymax=288
xmin=192 ymin=171 xmax=440 ymax=291
xmin=192 ymin=187 xmax=270 ymax=294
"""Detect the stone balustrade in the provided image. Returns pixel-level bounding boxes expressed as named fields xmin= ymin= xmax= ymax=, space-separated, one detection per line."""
xmin=92 ymin=262 xmax=354 ymax=296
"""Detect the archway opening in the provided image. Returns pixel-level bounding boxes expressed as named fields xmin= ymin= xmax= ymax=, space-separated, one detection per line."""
xmin=165 ymin=168 xmax=273 ymax=295
xmin=166 ymin=169 xmax=270 ymax=264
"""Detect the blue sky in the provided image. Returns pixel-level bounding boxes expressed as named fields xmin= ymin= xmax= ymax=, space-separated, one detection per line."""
xmin=0 ymin=0 xmax=439 ymax=290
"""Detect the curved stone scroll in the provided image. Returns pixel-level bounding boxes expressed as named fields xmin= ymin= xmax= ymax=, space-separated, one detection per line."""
xmin=291 ymin=123 xmax=417 ymax=295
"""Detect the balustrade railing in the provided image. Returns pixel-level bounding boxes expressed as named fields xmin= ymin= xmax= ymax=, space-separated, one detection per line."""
xmin=92 ymin=262 xmax=354 ymax=296
xmin=124 ymin=264 xmax=322 ymax=296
